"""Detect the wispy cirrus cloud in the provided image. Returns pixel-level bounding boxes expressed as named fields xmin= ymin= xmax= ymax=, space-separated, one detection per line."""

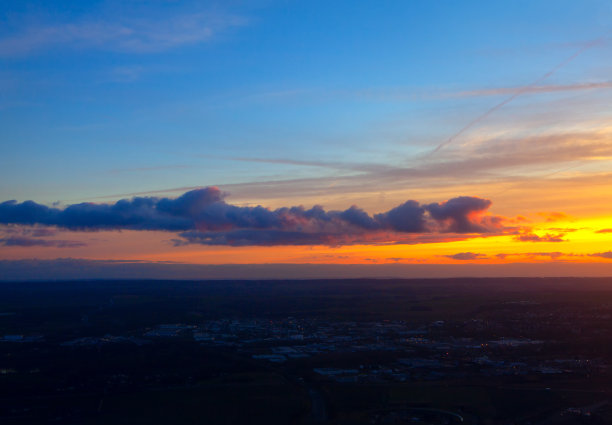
xmin=453 ymin=81 xmax=612 ymax=98
xmin=428 ymin=35 xmax=606 ymax=157
xmin=225 ymin=79 xmax=612 ymax=106
xmin=0 ymin=12 xmax=247 ymax=57
xmin=219 ymin=130 xmax=612 ymax=201
xmin=204 ymin=155 xmax=390 ymax=173
xmin=90 ymin=123 xmax=612 ymax=206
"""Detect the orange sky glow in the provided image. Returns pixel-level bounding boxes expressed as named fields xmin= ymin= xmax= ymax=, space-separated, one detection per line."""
xmin=2 ymin=3 xmax=612 ymax=279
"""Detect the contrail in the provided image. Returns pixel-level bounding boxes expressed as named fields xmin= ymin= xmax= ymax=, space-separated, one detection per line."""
xmin=427 ymin=36 xmax=607 ymax=157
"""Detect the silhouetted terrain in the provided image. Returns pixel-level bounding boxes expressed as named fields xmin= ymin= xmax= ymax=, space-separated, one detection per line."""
xmin=2 ymin=278 xmax=612 ymax=424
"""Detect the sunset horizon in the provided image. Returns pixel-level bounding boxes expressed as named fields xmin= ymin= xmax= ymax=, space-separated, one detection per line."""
xmin=2 ymin=1 xmax=612 ymax=278
xmin=4 ymin=3 xmax=612 ymax=423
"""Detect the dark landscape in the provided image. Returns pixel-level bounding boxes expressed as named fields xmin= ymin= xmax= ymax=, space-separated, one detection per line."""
xmin=2 ymin=278 xmax=612 ymax=424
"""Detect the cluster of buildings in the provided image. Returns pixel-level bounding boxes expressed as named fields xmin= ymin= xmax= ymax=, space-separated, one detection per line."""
xmin=4 ymin=303 xmax=607 ymax=386
xmin=125 ymin=316 xmax=603 ymax=383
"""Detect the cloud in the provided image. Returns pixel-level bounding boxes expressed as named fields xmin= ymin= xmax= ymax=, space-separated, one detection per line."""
xmin=514 ymin=232 xmax=566 ymax=243
xmin=241 ymin=80 xmax=612 ymax=105
xmin=175 ymin=229 xmax=352 ymax=247
xmin=428 ymin=36 xmax=604 ymax=156
xmin=525 ymin=252 xmax=565 ymax=259
xmin=0 ymin=188 xmax=507 ymax=246
xmin=590 ymin=252 xmax=612 ymax=260
xmin=455 ymin=81 xmax=612 ymax=98
xmin=374 ymin=201 xmax=427 ymax=232
xmin=537 ymin=212 xmax=569 ymax=222
xmin=596 ymin=228 xmax=612 ymax=234
xmin=209 ymin=155 xmax=387 ymax=173
xmin=0 ymin=12 xmax=246 ymax=57
xmin=424 ymin=197 xmax=496 ymax=233
xmin=446 ymin=252 xmax=487 ymax=261
xmin=29 ymin=228 xmax=57 ymax=237
xmin=0 ymin=226 xmax=57 ymax=237
xmin=496 ymin=252 xmax=569 ymax=260
xmin=0 ymin=224 xmax=85 ymax=248
xmin=93 ymin=128 xmax=612 ymax=206
xmin=0 ymin=237 xmax=86 ymax=248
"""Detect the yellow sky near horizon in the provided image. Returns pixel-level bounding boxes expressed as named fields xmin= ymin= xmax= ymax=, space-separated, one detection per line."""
xmin=2 ymin=211 xmax=611 ymax=266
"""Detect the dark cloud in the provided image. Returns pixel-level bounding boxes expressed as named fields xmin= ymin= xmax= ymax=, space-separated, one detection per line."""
xmin=0 ymin=226 xmax=83 ymax=248
xmin=425 ymin=197 xmax=497 ymax=233
xmin=445 ymin=252 xmax=487 ymax=261
xmin=176 ymin=229 xmax=351 ymax=247
xmin=514 ymin=232 xmax=565 ymax=243
xmin=29 ymin=228 xmax=57 ymax=237
xmin=0 ymin=237 xmax=86 ymax=248
xmin=0 ymin=188 xmax=225 ymax=231
xmin=339 ymin=205 xmax=380 ymax=230
xmin=375 ymin=201 xmax=426 ymax=232
xmin=596 ymin=228 xmax=612 ymax=234
xmin=496 ymin=252 xmax=568 ymax=260
xmin=0 ymin=226 xmax=57 ymax=237
xmin=0 ymin=188 xmax=505 ymax=246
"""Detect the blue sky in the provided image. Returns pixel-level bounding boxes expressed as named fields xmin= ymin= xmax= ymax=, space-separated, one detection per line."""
xmin=1 ymin=0 xmax=611 ymax=206
xmin=3 ymin=1 xmax=612 ymax=278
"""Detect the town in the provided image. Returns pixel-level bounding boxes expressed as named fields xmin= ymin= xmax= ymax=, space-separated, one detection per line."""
xmin=1 ymin=278 xmax=612 ymax=424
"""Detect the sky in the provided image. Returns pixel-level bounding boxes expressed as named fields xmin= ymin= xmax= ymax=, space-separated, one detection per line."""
xmin=1 ymin=0 xmax=612 ymax=279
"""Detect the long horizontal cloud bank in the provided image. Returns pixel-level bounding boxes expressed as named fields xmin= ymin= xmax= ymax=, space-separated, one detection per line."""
xmin=0 ymin=187 xmax=507 ymax=246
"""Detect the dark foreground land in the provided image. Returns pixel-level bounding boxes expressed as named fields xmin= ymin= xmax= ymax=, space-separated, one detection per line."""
xmin=2 ymin=277 xmax=612 ymax=424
